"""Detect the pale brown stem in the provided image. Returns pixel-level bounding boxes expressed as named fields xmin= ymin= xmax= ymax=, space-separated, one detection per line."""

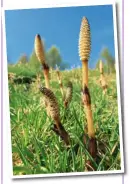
xmin=82 ymin=60 xmax=95 ymax=138
xmin=84 ymin=106 xmax=95 ymax=138
xmin=82 ymin=60 xmax=88 ymax=87
xmin=99 ymin=62 xmax=103 ymax=75
xmin=43 ymin=69 xmax=50 ymax=89
xmin=82 ymin=86 xmax=95 ymax=138
xmin=82 ymin=82 xmax=97 ymax=169
xmin=42 ymin=66 xmax=50 ymax=116
xmin=100 ymin=68 xmax=103 ymax=75
xmin=56 ymin=70 xmax=64 ymax=99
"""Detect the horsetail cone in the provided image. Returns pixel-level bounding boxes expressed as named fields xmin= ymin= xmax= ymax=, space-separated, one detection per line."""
xmin=35 ymin=34 xmax=50 ymax=88
xmin=39 ymin=86 xmax=60 ymax=122
xmin=39 ymin=86 xmax=70 ymax=145
xmin=79 ymin=17 xmax=91 ymax=87
xmin=79 ymin=17 xmax=91 ymax=61
xmin=34 ymin=34 xmax=46 ymax=66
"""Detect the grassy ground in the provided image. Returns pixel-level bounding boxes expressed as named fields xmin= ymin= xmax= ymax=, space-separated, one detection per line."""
xmin=9 ymin=68 xmax=121 ymax=175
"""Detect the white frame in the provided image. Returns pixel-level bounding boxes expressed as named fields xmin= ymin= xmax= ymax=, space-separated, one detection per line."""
xmin=1 ymin=1 xmax=124 ymax=179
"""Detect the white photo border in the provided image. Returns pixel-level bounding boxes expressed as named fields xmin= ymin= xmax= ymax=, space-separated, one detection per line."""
xmin=1 ymin=0 xmax=124 ymax=179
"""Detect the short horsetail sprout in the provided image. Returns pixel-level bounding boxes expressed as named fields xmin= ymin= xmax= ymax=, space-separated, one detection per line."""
xmin=56 ymin=68 xmax=64 ymax=99
xmin=79 ymin=17 xmax=91 ymax=87
xmin=34 ymin=34 xmax=50 ymax=89
xmin=99 ymin=60 xmax=108 ymax=95
xmin=99 ymin=60 xmax=103 ymax=74
xmin=64 ymin=81 xmax=73 ymax=108
xmin=39 ymin=86 xmax=70 ymax=146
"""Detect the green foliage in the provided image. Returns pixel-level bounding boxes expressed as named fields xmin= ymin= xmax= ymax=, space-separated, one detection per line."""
xmin=46 ymin=46 xmax=69 ymax=70
xmin=46 ymin=46 xmax=62 ymax=69
xmin=8 ymin=64 xmax=36 ymax=78
xmin=28 ymin=50 xmax=41 ymax=72
xmin=8 ymin=51 xmax=42 ymax=78
xmin=8 ymin=43 xmax=70 ymax=78
xmin=9 ymin=69 xmax=121 ymax=175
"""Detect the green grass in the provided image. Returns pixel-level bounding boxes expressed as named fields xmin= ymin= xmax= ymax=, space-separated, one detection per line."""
xmin=9 ymin=68 xmax=121 ymax=175
xmin=8 ymin=64 xmax=38 ymax=78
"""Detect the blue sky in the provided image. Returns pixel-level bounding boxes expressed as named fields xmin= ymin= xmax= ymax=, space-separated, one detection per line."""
xmin=5 ymin=5 xmax=115 ymax=69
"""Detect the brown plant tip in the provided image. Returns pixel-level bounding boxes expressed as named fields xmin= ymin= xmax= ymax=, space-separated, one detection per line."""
xmin=82 ymin=85 xmax=91 ymax=106
xmin=36 ymin=34 xmax=41 ymax=39
xmin=34 ymin=34 xmax=46 ymax=65
xmin=88 ymin=137 xmax=97 ymax=159
xmin=79 ymin=17 xmax=91 ymax=61
xmin=39 ymin=86 xmax=60 ymax=121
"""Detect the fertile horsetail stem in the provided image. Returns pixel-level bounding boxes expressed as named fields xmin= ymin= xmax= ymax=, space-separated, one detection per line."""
xmin=79 ymin=17 xmax=95 ymax=139
xmin=39 ymin=86 xmax=70 ymax=145
xmin=79 ymin=17 xmax=97 ymax=169
xmin=34 ymin=34 xmax=50 ymax=89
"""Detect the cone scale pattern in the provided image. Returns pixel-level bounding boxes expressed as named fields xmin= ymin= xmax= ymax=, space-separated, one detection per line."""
xmin=79 ymin=17 xmax=91 ymax=61
xmin=39 ymin=86 xmax=60 ymax=121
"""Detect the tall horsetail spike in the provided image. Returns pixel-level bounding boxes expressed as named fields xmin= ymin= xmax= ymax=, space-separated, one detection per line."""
xmin=39 ymin=86 xmax=60 ymax=121
xmin=79 ymin=17 xmax=91 ymax=61
xmin=34 ymin=34 xmax=46 ymax=65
